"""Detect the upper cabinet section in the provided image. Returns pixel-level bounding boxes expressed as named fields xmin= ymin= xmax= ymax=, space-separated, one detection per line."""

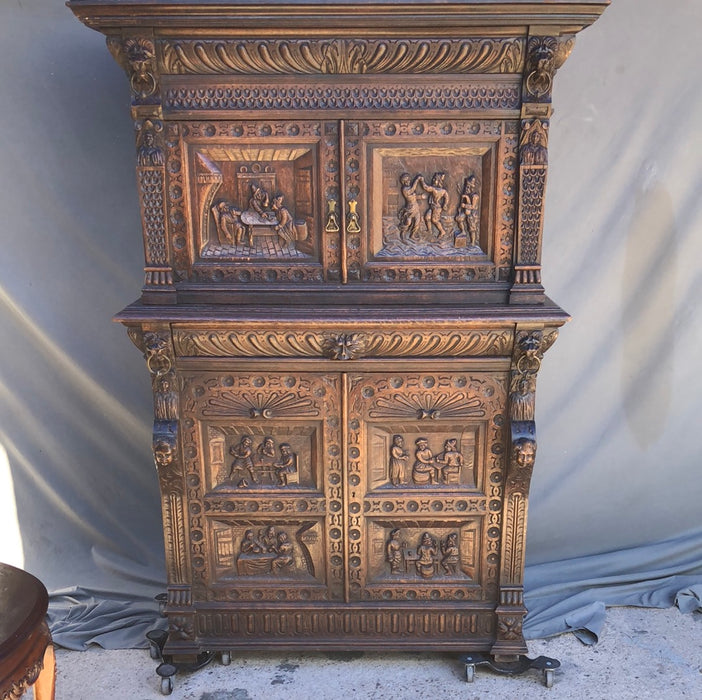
xmin=69 ymin=1 xmax=609 ymax=305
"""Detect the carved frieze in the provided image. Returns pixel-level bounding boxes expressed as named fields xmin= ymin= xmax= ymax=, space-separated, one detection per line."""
xmin=163 ymin=81 xmax=522 ymax=114
xmin=161 ymin=38 xmax=525 ymax=75
xmin=173 ymin=327 xmax=513 ymax=359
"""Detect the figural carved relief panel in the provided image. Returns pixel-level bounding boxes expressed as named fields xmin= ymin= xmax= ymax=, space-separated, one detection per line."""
xmin=347 ymin=119 xmax=517 ymax=283
xmin=174 ymin=120 xmax=340 ymax=284
xmin=180 ymin=371 xmax=344 ymax=602
xmin=347 ymin=372 xmax=507 ymax=602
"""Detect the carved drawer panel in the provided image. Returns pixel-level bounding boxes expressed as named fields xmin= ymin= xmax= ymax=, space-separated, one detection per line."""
xmin=346 ymin=372 xmax=507 ymax=603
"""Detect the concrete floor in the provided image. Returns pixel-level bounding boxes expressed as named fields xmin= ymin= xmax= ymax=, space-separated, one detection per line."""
xmin=51 ymin=607 xmax=701 ymax=699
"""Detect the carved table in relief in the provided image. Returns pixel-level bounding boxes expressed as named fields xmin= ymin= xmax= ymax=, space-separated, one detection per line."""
xmin=69 ymin=0 xmax=609 ymax=691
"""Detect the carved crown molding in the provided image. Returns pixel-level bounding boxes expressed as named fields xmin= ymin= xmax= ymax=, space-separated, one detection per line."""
xmin=160 ymin=38 xmax=525 ymax=76
xmin=173 ymin=328 xmax=513 ymax=359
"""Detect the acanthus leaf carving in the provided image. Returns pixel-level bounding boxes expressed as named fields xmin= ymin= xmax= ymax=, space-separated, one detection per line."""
xmin=160 ymin=38 xmax=525 ymax=76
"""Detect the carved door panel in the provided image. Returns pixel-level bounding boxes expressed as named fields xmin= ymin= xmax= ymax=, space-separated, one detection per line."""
xmin=171 ymin=120 xmax=342 ymax=284
xmin=343 ymin=119 xmax=518 ymax=285
xmin=346 ymin=371 xmax=508 ymax=603
xmin=180 ymin=371 xmax=344 ymax=603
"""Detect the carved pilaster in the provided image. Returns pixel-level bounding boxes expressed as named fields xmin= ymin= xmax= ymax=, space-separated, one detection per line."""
xmin=134 ymin=119 xmax=176 ymax=301
xmin=135 ymin=329 xmax=189 ymax=586
xmin=512 ymin=32 xmax=574 ymax=304
xmin=493 ymin=325 xmax=559 ymax=659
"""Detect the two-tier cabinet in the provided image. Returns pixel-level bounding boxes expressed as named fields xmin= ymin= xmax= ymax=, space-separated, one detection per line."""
xmin=70 ymin=0 xmax=609 ymax=689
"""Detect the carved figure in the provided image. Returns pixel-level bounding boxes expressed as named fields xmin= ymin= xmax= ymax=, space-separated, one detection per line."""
xmin=248 ymin=183 xmax=270 ymax=216
xmin=137 ymin=129 xmax=164 ymax=166
xmin=274 ymin=442 xmax=299 ymax=486
xmin=212 ymin=201 xmax=248 ymax=246
xmin=228 ymin=435 xmax=256 ymax=487
xmin=415 ymin=532 xmax=438 ymax=578
xmin=440 ymin=532 xmax=459 ymax=574
xmin=388 ymin=434 xmax=409 ymax=486
xmin=521 ymin=124 xmax=548 ymax=166
xmin=397 ymin=173 xmax=425 ymax=241
xmin=271 ymin=194 xmax=296 ymax=244
xmin=514 ymin=438 xmax=536 ymax=469
xmin=455 ymin=175 xmax=480 ymax=246
xmin=272 ymin=531 xmax=294 ymax=571
xmin=240 ymin=529 xmax=264 ymax=554
xmin=154 ymin=376 xmax=178 ymax=421
xmin=153 ymin=438 xmax=175 ymax=469
xmin=385 ymin=529 xmax=403 ymax=574
xmin=423 ymin=172 xmax=449 ymax=238
xmin=259 ymin=525 xmax=278 ymax=552
xmin=257 ymin=436 xmax=276 ymax=461
xmin=435 ymin=438 xmax=464 ymax=485
xmin=412 ymin=437 xmax=438 ymax=485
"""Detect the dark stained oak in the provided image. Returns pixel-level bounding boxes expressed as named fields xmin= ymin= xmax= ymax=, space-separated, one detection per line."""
xmin=69 ymin=0 xmax=609 ymax=678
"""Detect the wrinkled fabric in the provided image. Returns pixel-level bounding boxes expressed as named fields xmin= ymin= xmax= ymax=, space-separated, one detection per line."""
xmin=1 ymin=0 xmax=701 ymax=650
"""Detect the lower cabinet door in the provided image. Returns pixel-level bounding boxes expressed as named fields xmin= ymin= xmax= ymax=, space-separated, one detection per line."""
xmin=346 ymin=371 xmax=508 ymax=610
xmin=179 ymin=370 xmax=345 ymax=604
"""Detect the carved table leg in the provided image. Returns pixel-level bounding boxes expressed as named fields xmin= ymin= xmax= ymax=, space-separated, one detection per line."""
xmin=33 ymin=643 xmax=56 ymax=700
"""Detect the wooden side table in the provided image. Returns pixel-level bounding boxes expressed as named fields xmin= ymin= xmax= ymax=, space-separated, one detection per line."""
xmin=0 ymin=564 xmax=55 ymax=700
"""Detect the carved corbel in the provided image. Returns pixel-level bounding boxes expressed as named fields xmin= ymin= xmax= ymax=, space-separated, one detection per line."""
xmin=508 ymin=328 xmax=558 ymax=422
xmin=107 ymin=35 xmax=160 ymax=106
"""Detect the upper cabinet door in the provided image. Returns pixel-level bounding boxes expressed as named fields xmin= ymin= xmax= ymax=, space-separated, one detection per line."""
xmin=343 ymin=118 xmax=517 ymax=287
xmin=172 ymin=120 xmax=342 ymax=287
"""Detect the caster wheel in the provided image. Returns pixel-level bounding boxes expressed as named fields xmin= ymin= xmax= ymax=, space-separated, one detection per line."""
xmin=465 ymin=664 xmax=475 ymax=683
xmin=221 ymin=651 xmax=231 ymax=666
xmin=544 ymin=668 xmax=554 ymax=688
xmin=156 ymin=663 xmax=176 ymax=696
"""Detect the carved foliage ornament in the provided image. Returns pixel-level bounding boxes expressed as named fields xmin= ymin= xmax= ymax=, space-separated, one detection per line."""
xmin=174 ymin=328 xmax=512 ymax=359
xmin=161 ymin=38 xmax=525 ymax=76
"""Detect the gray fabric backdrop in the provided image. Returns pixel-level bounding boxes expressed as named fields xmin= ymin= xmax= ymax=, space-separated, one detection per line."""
xmin=0 ymin=0 xmax=700 ymax=650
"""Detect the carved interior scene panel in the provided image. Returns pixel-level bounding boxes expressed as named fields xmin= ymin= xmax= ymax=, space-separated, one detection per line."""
xmin=366 ymin=519 xmax=483 ymax=586
xmin=348 ymin=372 xmax=508 ymax=495
xmin=204 ymin=424 xmax=321 ymax=492
xmin=347 ymin=120 xmax=517 ymax=283
xmin=207 ymin=517 xmax=327 ymax=589
xmin=174 ymin=120 xmax=340 ymax=284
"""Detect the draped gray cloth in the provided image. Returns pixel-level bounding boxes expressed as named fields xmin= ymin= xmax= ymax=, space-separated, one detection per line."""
xmin=1 ymin=0 xmax=700 ymax=650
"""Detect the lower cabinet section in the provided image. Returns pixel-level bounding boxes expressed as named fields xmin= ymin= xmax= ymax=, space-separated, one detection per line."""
xmin=125 ymin=313 xmax=565 ymax=661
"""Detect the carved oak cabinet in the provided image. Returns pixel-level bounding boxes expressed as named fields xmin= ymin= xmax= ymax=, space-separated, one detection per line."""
xmin=70 ymin=0 xmax=608 ymax=685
